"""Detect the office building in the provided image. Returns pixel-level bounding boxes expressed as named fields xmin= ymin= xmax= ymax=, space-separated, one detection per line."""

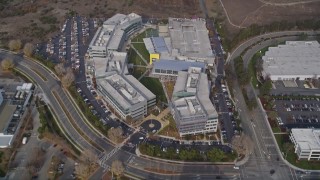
xmin=97 ymin=74 xmax=156 ymax=120
xmin=151 ymin=59 xmax=205 ymax=78
xmin=168 ymin=18 xmax=214 ymax=66
xmin=290 ymin=128 xmax=320 ymax=160
xmin=94 ymin=51 xmax=128 ymax=78
xmin=88 ymin=13 xmax=142 ymax=60
xmin=171 ymin=67 xmax=218 ymax=136
xmin=262 ymin=41 xmax=320 ymax=81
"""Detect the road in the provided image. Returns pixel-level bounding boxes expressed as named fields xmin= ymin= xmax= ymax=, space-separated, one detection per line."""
xmin=227 ymin=31 xmax=320 ymax=179
xmin=0 ymin=50 xmax=242 ymax=179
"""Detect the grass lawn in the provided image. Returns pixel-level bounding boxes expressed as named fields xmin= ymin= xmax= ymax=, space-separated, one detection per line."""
xmin=131 ymin=28 xmax=158 ymax=42
xmin=140 ymin=77 xmax=166 ymax=103
xmin=158 ymin=114 xmax=180 ymax=139
xmin=128 ymin=48 xmax=146 ymax=66
xmin=131 ymin=67 xmax=146 ymax=79
xmin=248 ymin=46 xmax=269 ymax=88
xmin=272 ymin=127 xmax=281 ymax=133
xmin=132 ymin=43 xmax=150 ymax=61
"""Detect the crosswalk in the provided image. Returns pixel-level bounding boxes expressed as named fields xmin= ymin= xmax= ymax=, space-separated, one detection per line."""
xmin=98 ymin=146 xmax=121 ymax=171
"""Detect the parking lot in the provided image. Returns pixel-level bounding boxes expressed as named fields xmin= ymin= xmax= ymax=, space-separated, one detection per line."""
xmin=274 ymin=96 xmax=320 ymax=128
xmin=212 ymin=83 xmax=240 ymax=141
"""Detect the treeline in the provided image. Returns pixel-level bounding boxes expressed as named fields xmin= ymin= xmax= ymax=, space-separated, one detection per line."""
xmin=216 ymin=19 xmax=320 ymax=51
xmin=234 ymin=56 xmax=249 ymax=86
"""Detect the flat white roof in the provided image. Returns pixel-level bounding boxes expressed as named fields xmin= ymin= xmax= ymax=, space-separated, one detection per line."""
xmin=173 ymin=67 xmax=217 ymax=119
xmin=89 ymin=13 xmax=142 ymax=53
xmin=94 ymin=52 xmax=127 ymax=78
xmin=291 ymin=128 xmax=320 ymax=151
xmin=262 ymin=41 xmax=320 ymax=77
xmin=98 ymin=74 xmax=146 ymax=110
xmin=168 ymin=18 xmax=213 ymax=61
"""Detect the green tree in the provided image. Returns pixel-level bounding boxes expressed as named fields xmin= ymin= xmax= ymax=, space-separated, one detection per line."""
xmin=206 ymin=148 xmax=225 ymax=162
xmin=259 ymin=78 xmax=272 ymax=95
xmin=179 ymin=149 xmax=189 ymax=160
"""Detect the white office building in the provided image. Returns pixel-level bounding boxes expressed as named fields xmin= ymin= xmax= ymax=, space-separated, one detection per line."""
xmin=168 ymin=18 xmax=215 ymax=66
xmin=262 ymin=41 xmax=320 ymax=81
xmin=97 ymin=74 xmax=156 ymax=120
xmin=88 ymin=13 xmax=142 ymax=60
xmin=171 ymin=67 xmax=218 ymax=136
xmin=290 ymin=128 xmax=320 ymax=161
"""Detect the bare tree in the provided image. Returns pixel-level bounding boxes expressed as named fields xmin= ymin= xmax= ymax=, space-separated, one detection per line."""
xmin=107 ymin=127 xmax=123 ymax=144
xmin=74 ymin=162 xmax=91 ymax=179
xmin=8 ymin=39 xmax=22 ymax=51
xmin=75 ymin=149 xmax=98 ymax=179
xmin=23 ymin=43 xmax=35 ymax=57
xmin=1 ymin=58 xmax=15 ymax=70
xmin=80 ymin=149 xmax=98 ymax=166
xmin=111 ymin=160 xmax=125 ymax=178
xmin=231 ymin=134 xmax=254 ymax=156
xmin=61 ymin=70 xmax=75 ymax=88
xmin=26 ymin=147 xmax=46 ymax=176
xmin=54 ymin=63 xmax=66 ymax=77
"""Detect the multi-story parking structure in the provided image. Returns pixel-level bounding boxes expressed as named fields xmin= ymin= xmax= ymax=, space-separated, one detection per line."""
xmin=88 ymin=13 xmax=142 ymax=60
xmin=290 ymin=128 xmax=320 ymax=160
xmin=97 ymin=74 xmax=156 ymax=120
xmin=171 ymin=67 xmax=218 ymax=136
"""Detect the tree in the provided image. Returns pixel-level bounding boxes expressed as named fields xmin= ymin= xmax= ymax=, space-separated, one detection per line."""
xmin=54 ymin=63 xmax=66 ymax=77
xmin=206 ymin=148 xmax=225 ymax=162
xmin=76 ymin=149 xmax=98 ymax=179
xmin=23 ymin=43 xmax=35 ymax=57
xmin=255 ymin=57 xmax=264 ymax=73
xmin=259 ymin=78 xmax=272 ymax=95
xmin=61 ymin=71 xmax=75 ymax=88
xmin=107 ymin=127 xmax=123 ymax=144
xmin=8 ymin=39 xmax=22 ymax=51
xmin=231 ymin=134 xmax=254 ymax=156
xmin=111 ymin=160 xmax=125 ymax=178
xmin=1 ymin=58 xmax=14 ymax=70
xmin=74 ymin=162 xmax=91 ymax=179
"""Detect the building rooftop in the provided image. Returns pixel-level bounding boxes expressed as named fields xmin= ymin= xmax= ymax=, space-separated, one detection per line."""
xmin=0 ymin=134 xmax=13 ymax=148
xmin=173 ymin=67 xmax=217 ymax=120
xmin=124 ymin=75 xmax=156 ymax=101
xmin=89 ymin=13 xmax=141 ymax=53
xmin=98 ymin=74 xmax=146 ymax=110
xmin=98 ymin=74 xmax=155 ymax=110
xmin=153 ymin=59 xmax=205 ymax=73
xmin=168 ymin=18 xmax=213 ymax=61
xmin=291 ymin=128 xmax=320 ymax=150
xmin=174 ymin=96 xmax=206 ymax=119
xmin=94 ymin=52 xmax=127 ymax=78
xmin=0 ymin=100 xmax=16 ymax=133
xmin=262 ymin=41 xmax=320 ymax=77
xmin=143 ymin=37 xmax=169 ymax=54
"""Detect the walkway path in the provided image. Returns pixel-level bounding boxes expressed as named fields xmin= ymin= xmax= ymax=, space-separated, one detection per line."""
xmin=130 ymin=44 xmax=148 ymax=65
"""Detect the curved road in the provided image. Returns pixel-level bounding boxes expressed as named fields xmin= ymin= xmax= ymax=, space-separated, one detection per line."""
xmin=228 ymin=31 xmax=320 ymax=179
xmin=0 ymin=50 xmax=240 ymax=179
xmin=2 ymin=29 xmax=320 ymax=179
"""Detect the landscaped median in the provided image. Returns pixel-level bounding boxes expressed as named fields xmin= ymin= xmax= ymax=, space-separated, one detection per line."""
xmin=67 ymin=86 xmax=113 ymax=142
xmin=13 ymin=68 xmax=83 ymax=155
xmin=138 ymin=143 xmax=237 ymax=163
